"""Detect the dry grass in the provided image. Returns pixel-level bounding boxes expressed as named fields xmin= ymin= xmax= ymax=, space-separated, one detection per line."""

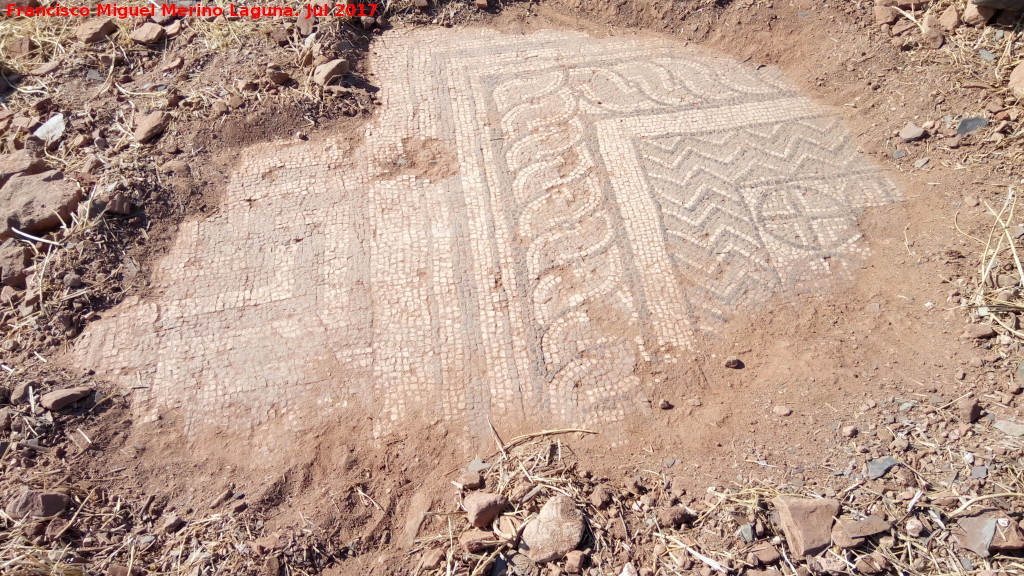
xmin=411 ymin=427 xmax=1024 ymax=576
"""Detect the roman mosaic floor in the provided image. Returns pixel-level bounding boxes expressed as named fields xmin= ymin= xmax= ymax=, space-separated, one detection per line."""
xmin=73 ymin=29 xmax=899 ymax=448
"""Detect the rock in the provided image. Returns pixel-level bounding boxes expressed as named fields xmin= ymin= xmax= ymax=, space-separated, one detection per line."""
xmin=841 ymin=425 xmax=858 ymax=438
xmin=658 ymin=399 xmax=673 ymax=410
xmin=106 ymin=565 xmax=144 ymax=576
xmin=296 ymin=14 xmax=315 ymax=36
xmin=993 ymin=419 xmax=1024 ymax=436
xmin=455 ymin=470 xmax=484 ymax=490
xmin=619 ymin=563 xmax=638 ymax=576
xmin=856 ymin=552 xmax=889 ymax=575
xmin=963 ymin=1 xmax=996 ymax=25
xmin=164 ymin=20 xmax=183 ymax=37
xmin=772 ymin=496 xmax=839 ymax=557
xmin=134 ymin=111 xmax=169 ymax=143
xmin=267 ymin=68 xmax=291 ymax=85
xmin=5 ymin=489 xmax=69 ymax=519
xmin=920 ymin=15 xmax=944 ymax=48
xmin=33 ymin=113 xmax=64 ymax=145
xmin=10 ymin=381 xmax=34 ymax=405
xmin=418 ymin=548 xmax=444 ymax=571
xmin=160 ymin=514 xmax=185 ymax=533
xmin=475 ymin=0 xmax=489 ymax=8
xmin=590 ymin=485 xmax=613 ymax=509
xmin=464 ymin=492 xmax=505 ymax=528
xmin=414 ymin=0 xmax=429 ymax=10
xmin=959 ymin=397 xmax=982 ymax=423
xmin=227 ymin=94 xmax=244 ymax=109
xmin=867 ymin=456 xmax=899 ymax=479
xmin=0 ymin=240 xmax=29 ymax=288
xmin=359 ymin=16 xmax=376 ymax=29
xmin=7 ymin=36 xmax=37 ymax=57
xmin=520 ymin=495 xmax=585 ymax=563
xmin=655 ymin=506 xmax=691 ymax=528
xmin=772 ymin=405 xmax=792 ymax=417
xmin=961 ymin=324 xmax=996 ymax=339
xmin=752 ymin=544 xmax=780 ymax=565
xmin=107 ymin=192 xmax=132 ymax=215
xmin=1010 ymin=63 xmax=1024 ymax=99
xmin=958 ymin=116 xmax=990 ymax=135
xmin=459 ymin=529 xmax=497 ymax=553
xmin=0 ymin=170 xmax=81 ymax=238
xmin=39 ymin=387 xmax=92 ymax=411
xmin=468 ymin=457 xmax=492 ymax=473
xmin=874 ymin=4 xmax=898 ymax=25
xmin=845 ymin=516 xmax=891 ymax=538
xmin=565 ymin=550 xmax=586 ymax=573
xmin=899 ymin=122 xmax=926 ymax=141
xmin=130 ymin=23 xmax=166 ymax=44
xmin=906 ymin=517 xmax=924 ymax=537
xmin=954 ymin=510 xmax=1024 ymax=556
xmin=972 ymin=0 xmax=1024 ymax=9
xmin=0 ymin=407 xmax=12 ymax=431
xmin=76 ymin=18 xmax=117 ymax=43
xmin=938 ymin=5 xmax=960 ymax=29
xmin=159 ymin=160 xmax=188 ymax=175
xmin=0 ymin=149 xmax=47 ymax=188
xmin=723 ymin=356 xmax=743 ymax=368
xmin=831 ymin=518 xmax=864 ymax=545
xmin=313 ymin=59 xmax=350 ymax=86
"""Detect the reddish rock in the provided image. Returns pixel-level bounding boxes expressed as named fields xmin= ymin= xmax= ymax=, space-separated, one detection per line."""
xmin=130 ymin=23 xmax=165 ymax=44
xmin=961 ymin=324 xmax=996 ymax=339
xmin=459 ymin=529 xmax=497 ymax=553
xmin=773 ymin=496 xmax=840 ymax=557
xmin=0 ymin=149 xmax=47 ymax=187
xmin=39 ymin=387 xmax=93 ymax=411
xmin=959 ymin=397 xmax=982 ymax=423
xmin=475 ymin=0 xmax=489 ymax=8
xmin=856 ymin=552 xmax=889 ymax=575
xmin=7 ymin=37 xmax=37 ymax=57
xmin=107 ymin=192 xmax=133 ymax=215
xmin=954 ymin=509 xmax=1024 ymax=556
xmin=76 ymin=18 xmax=117 ymax=43
xmin=1010 ymin=63 xmax=1024 ymax=100
xmin=844 ymin=515 xmax=891 ymax=538
xmin=0 ymin=239 xmax=29 ymax=288
xmin=963 ymin=1 xmax=996 ymax=25
xmin=312 ymin=59 xmax=349 ymax=86
xmin=752 ymin=544 xmax=781 ymax=565
xmin=134 ymin=111 xmax=169 ymax=143
xmin=165 ymin=20 xmax=183 ymax=37
xmin=655 ymin=506 xmax=691 ymax=528
xmin=589 ymin=484 xmax=613 ymax=509
xmin=9 ymin=381 xmax=34 ymax=405
xmin=107 ymin=565 xmax=145 ymax=576
xmin=520 ymin=495 xmax=585 ymax=563
xmin=938 ymin=5 xmax=960 ymax=29
xmin=464 ymin=492 xmax=505 ymax=528
xmin=5 ymin=489 xmax=69 ymax=519
xmin=831 ymin=518 xmax=865 ymax=548
xmin=455 ymin=470 xmax=484 ymax=490
xmin=0 ymin=170 xmax=81 ymax=238
xmin=921 ymin=14 xmax=944 ymax=48
xmin=874 ymin=4 xmax=898 ymax=25
xmin=296 ymin=13 xmax=315 ymax=36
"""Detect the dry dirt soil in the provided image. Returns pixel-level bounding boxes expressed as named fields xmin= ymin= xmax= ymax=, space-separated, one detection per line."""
xmin=2 ymin=0 xmax=1024 ymax=575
